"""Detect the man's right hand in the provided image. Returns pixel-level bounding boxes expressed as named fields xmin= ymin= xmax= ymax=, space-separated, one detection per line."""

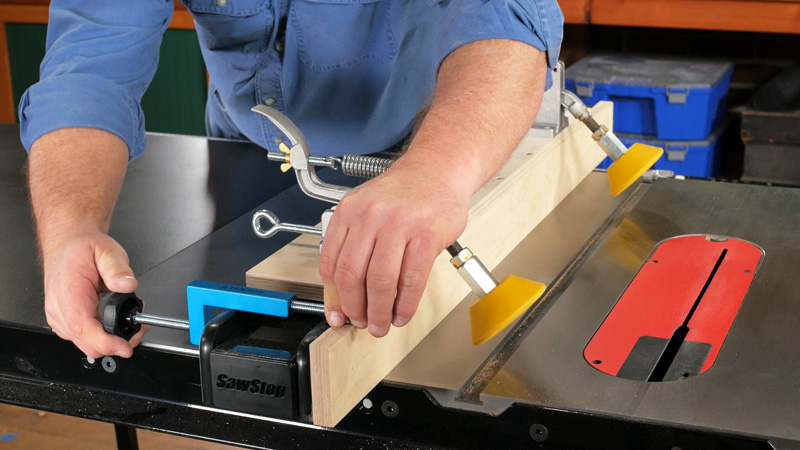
xmin=29 ymin=127 xmax=139 ymax=358
xmin=42 ymin=232 xmax=144 ymax=359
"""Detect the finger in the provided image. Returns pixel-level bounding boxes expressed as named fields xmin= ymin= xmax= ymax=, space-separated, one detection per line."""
xmin=128 ymin=324 xmax=151 ymax=348
xmin=67 ymin=317 xmax=133 ymax=358
xmin=319 ymin=215 xmax=348 ymax=327
xmin=365 ymin=234 xmax=406 ymax=337
xmin=47 ymin=317 xmax=71 ymax=342
xmin=71 ymin=338 xmax=104 ymax=360
xmin=334 ymin=228 xmax=375 ymax=330
xmin=59 ymin=283 xmax=131 ymax=357
xmin=323 ymin=287 xmax=345 ymax=327
xmin=392 ymin=238 xmax=438 ymax=327
xmin=78 ymin=319 xmax=135 ymax=357
xmin=96 ymin=241 xmax=137 ymax=294
xmin=127 ymin=301 xmax=150 ymax=347
xmin=45 ymin=276 xmax=96 ymax=350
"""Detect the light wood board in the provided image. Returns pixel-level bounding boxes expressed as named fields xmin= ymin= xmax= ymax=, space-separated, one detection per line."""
xmin=246 ymin=101 xmax=612 ymax=427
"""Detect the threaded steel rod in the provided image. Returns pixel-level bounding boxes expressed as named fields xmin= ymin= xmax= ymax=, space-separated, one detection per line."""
xmin=131 ymin=300 xmax=325 ymax=332
xmin=290 ymin=300 xmax=325 ymax=316
xmin=132 ymin=313 xmax=191 ymax=331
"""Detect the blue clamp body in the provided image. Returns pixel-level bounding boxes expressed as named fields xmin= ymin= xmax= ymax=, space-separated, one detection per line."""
xmin=187 ymin=280 xmax=296 ymax=345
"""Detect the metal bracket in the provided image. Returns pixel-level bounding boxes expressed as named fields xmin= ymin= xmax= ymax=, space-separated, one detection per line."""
xmin=641 ymin=169 xmax=675 ymax=183
xmin=531 ymin=61 xmax=568 ymax=138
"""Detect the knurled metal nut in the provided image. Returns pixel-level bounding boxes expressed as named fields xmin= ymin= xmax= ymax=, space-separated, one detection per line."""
xmin=449 ymin=248 xmax=473 ymax=269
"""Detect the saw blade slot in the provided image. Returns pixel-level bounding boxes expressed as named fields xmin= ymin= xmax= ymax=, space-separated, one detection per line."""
xmin=647 ymin=248 xmax=726 ymax=382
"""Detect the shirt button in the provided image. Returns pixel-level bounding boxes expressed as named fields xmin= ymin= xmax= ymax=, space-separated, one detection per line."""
xmin=273 ymin=137 xmax=284 ymax=144
xmin=216 ymin=0 xmax=226 ymax=6
xmin=264 ymin=98 xmax=277 ymax=106
xmin=275 ymin=41 xmax=285 ymax=52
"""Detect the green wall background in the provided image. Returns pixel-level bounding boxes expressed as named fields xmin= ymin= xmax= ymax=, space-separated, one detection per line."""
xmin=6 ymin=24 xmax=207 ymax=136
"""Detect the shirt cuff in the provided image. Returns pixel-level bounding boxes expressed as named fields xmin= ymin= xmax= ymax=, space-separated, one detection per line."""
xmin=436 ymin=0 xmax=564 ymax=89
xmin=19 ymin=73 xmax=146 ymax=160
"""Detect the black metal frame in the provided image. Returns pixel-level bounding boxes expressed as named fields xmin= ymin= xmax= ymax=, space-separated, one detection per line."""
xmin=0 ymin=323 xmax=775 ymax=450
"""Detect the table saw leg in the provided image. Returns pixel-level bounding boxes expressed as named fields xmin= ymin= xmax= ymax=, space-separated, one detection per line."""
xmin=114 ymin=424 xmax=139 ymax=450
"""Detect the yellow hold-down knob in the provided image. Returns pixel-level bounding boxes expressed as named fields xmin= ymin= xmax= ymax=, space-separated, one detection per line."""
xmin=469 ymin=275 xmax=546 ymax=346
xmin=607 ymin=143 xmax=664 ymax=197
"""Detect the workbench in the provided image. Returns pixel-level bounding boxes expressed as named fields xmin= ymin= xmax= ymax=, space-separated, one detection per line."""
xmin=1 ymin=124 xmax=798 ymax=449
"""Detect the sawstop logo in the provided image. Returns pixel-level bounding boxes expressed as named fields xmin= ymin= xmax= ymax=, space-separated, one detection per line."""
xmin=216 ymin=374 xmax=287 ymax=399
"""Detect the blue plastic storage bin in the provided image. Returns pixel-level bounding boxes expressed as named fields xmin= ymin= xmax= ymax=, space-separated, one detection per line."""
xmin=595 ymin=122 xmax=726 ymax=177
xmin=566 ymin=54 xmax=733 ymax=141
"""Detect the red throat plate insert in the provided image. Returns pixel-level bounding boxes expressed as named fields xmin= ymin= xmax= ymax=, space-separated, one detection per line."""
xmin=584 ymin=235 xmax=763 ymax=381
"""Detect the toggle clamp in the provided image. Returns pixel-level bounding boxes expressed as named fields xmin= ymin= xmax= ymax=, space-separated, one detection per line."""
xmin=100 ymin=280 xmax=324 ymax=345
xmin=99 ymin=281 xmax=329 ymax=420
xmin=249 ymin=106 xmax=547 ymax=346
xmin=534 ymin=62 xmax=664 ymax=196
xmin=247 ymin=64 xmax=664 ymax=345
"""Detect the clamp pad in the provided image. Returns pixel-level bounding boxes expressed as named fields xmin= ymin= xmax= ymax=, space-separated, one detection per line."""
xmin=469 ymin=275 xmax=546 ymax=346
xmin=608 ymin=143 xmax=664 ymax=196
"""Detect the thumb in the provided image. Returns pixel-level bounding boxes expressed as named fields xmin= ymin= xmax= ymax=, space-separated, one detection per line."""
xmin=96 ymin=240 xmax=137 ymax=293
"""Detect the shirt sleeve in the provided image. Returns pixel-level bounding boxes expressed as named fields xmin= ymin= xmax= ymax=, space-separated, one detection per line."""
xmin=18 ymin=0 xmax=174 ymax=160
xmin=435 ymin=0 xmax=564 ymax=89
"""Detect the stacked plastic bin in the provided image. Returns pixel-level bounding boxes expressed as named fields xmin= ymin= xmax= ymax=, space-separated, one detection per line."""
xmin=565 ymin=54 xmax=733 ymax=177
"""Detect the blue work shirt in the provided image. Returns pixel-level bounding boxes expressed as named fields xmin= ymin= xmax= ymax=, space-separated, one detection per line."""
xmin=19 ymin=0 xmax=564 ymax=159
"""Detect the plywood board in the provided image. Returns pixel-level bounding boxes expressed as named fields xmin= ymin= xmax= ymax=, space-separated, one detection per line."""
xmin=247 ymin=102 xmax=612 ymax=427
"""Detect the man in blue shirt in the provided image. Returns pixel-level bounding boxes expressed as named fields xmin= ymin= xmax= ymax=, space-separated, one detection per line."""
xmin=21 ymin=0 xmax=563 ymax=359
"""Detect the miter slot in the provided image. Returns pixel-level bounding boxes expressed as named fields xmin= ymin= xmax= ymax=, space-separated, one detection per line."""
xmin=646 ymin=249 xmax=728 ymax=382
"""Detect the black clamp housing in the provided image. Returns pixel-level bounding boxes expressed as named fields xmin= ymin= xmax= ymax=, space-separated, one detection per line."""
xmin=198 ymin=310 xmax=328 ymax=422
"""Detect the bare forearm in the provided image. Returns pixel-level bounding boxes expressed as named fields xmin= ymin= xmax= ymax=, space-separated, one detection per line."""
xmin=393 ymin=39 xmax=547 ymax=195
xmin=29 ymin=127 xmax=142 ymax=358
xmin=28 ymin=127 xmax=129 ymax=261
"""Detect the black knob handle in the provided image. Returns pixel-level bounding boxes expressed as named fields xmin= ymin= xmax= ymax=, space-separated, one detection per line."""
xmin=100 ymin=292 xmax=143 ymax=340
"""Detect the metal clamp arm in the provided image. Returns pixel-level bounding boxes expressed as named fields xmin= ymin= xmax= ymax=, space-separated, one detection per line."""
xmin=561 ymin=90 xmax=626 ymax=161
xmin=252 ymin=104 xmax=351 ymax=204
xmin=561 ymin=89 xmax=599 ymax=131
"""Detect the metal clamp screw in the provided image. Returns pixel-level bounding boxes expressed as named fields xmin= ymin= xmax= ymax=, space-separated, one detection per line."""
xmin=252 ymin=210 xmax=322 ymax=239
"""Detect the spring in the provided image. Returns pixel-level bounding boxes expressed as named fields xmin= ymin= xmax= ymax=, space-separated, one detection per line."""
xmin=340 ymin=154 xmax=395 ymax=178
